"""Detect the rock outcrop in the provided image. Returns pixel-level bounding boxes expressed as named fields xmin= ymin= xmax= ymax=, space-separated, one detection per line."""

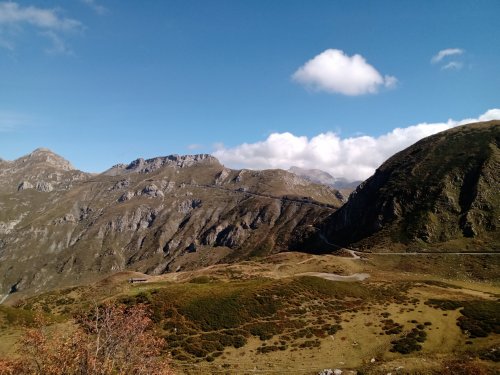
xmin=17 ymin=181 xmax=34 ymax=191
xmin=35 ymin=181 xmax=54 ymax=192
xmin=103 ymin=154 xmax=219 ymax=175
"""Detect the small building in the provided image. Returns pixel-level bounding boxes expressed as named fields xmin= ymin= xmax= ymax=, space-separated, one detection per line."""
xmin=128 ymin=278 xmax=148 ymax=284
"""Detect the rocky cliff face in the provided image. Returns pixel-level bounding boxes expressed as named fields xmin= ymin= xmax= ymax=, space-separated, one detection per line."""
xmin=103 ymin=154 xmax=219 ymax=176
xmin=0 ymin=149 xmax=342 ymax=297
xmin=320 ymin=121 xmax=500 ymax=252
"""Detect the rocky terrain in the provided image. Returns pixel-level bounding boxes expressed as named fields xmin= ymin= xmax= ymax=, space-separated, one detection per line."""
xmin=320 ymin=121 xmax=500 ymax=252
xmin=0 ymin=149 xmax=343 ymax=298
xmin=1 ymin=121 xmax=499 ymax=300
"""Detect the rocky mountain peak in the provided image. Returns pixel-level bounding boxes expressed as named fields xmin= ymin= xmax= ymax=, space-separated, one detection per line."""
xmin=30 ymin=147 xmax=53 ymax=154
xmin=0 ymin=148 xmax=88 ymax=193
xmin=104 ymin=153 xmax=221 ymax=175
xmin=18 ymin=147 xmax=75 ymax=171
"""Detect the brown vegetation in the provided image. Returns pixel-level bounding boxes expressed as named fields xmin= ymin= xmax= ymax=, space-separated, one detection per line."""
xmin=440 ymin=358 xmax=490 ymax=375
xmin=0 ymin=304 xmax=174 ymax=375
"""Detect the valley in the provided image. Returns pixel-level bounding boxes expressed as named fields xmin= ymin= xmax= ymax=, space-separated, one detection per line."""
xmin=1 ymin=251 xmax=498 ymax=374
xmin=0 ymin=122 xmax=498 ymax=374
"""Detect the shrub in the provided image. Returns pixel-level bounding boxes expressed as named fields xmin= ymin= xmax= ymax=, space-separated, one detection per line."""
xmin=427 ymin=299 xmax=500 ymax=338
xmin=232 ymin=335 xmax=247 ymax=348
xmin=13 ymin=303 xmax=175 ymax=375
xmin=425 ymin=299 xmax=462 ymax=310
xmin=390 ymin=336 xmax=422 ymax=354
xmin=326 ymin=324 xmax=342 ymax=335
xmin=390 ymin=326 xmax=427 ymax=354
xmin=257 ymin=345 xmax=279 ymax=354
xmin=180 ymin=290 xmax=280 ymax=331
xmin=478 ymin=346 xmax=500 ymax=362
xmin=189 ymin=276 xmax=211 ymax=284
xmin=440 ymin=359 xmax=489 ymax=375
xmin=246 ymin=322 xmax=283 ymax=340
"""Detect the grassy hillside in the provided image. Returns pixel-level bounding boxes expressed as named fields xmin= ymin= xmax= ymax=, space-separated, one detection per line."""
xmin=320 ymin=121 xmax=500 ymax=252
xmin=1 ymin=252 xmax=498 ymax=374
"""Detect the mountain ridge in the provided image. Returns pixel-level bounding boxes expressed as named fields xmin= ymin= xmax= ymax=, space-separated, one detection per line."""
xmin=0 ymin=148 xmax=343 ymax=297
xmin=320 ymin=120 xmax=500 ymax=252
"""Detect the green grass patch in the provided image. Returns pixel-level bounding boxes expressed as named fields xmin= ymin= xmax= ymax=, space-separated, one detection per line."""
xmin=426 ymin=299 xmax=499 ymax=338
xmin=390 ymin=325 xmax=427 ymax=354
xmin=0 ymin=306 xmax=38 ymax=327
xmin=189 ymin=276 xmax=212 ymax=284
xmin=109 ymin=277 xmax=418 ymax=361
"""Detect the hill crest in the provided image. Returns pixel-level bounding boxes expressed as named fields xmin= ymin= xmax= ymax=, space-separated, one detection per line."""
xmin=321 ymin=121 xmax=500 ymax=251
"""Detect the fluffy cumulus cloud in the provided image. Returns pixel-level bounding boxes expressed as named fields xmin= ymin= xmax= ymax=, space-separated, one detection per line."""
xmin=292 ymin=49 xmax=397 ymax=96
xmin=0 ymin=2 xmax=82 ymax=53
xmin=213 ymin=109 xmax=500 ymax=182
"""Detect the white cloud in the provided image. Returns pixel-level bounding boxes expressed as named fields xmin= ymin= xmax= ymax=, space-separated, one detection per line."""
xmin=41 ymin=30 xmax=72 ymax=55
xmin=465 ymin=108 xmax=500 ymax=123
xmin=81 ymin=0 xmax=107 ymax=15
xmin=442 ymin=61 xmax=463 ymax=70
xmin=383 ymin=75 xmax=398 ymax=88
xmin=0 ymin=2 xmax=82 ymax=53
xmin=431 ymin=48 xmax=464 ymax=63
xmin=213 ymin=109 xmax=500 ymax=182
xmin=292 ymin=49 xmax=397 ymax=96
xmin=0 ymin=2 xmax=81 ymax=30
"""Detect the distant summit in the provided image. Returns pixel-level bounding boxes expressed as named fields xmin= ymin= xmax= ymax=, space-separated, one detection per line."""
xmin=288 ymin=166 xmax=335 ymax=185
xmin=19 ymin=147 xmax=75 ymax=171
xmin=288 ymin=166 xmax=361 ymax=190
xmin=0 ymin=148 xmax=87 ymax=194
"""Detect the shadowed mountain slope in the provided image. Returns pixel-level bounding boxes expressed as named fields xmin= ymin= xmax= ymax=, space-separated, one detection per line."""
xmin=320 ymin=121 xmax=500 ymax=252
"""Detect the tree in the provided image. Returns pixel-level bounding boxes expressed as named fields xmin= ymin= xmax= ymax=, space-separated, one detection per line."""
xmin=0 ymin=303 xmax=175 ymax=375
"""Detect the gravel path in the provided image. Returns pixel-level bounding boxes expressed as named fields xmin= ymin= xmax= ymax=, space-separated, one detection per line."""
xmin=297 ymin=272 xmax=370 ymax=282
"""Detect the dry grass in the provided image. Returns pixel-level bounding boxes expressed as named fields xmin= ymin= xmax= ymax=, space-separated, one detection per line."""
xmin=1 ymin=251 xmax=499 ymax=374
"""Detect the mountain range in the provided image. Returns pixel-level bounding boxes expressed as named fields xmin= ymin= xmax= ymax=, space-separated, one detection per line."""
xmin=0 ymin=120 xmax=498 ymax=298
xmin=0 ymin=148 xmax=342 ymax=297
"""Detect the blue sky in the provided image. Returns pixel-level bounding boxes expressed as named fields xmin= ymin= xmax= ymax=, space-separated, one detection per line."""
xmin=1 ymin=0 xmax=499 ymax=180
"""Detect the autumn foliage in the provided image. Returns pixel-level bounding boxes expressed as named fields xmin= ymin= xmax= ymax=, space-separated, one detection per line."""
xmin=0 ymin=303 xmax=175 ymax=375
